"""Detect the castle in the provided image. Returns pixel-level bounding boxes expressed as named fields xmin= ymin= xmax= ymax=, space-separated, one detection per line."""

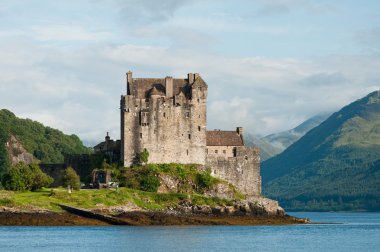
xmin=118 ymin=72 xmax=261 ymax=197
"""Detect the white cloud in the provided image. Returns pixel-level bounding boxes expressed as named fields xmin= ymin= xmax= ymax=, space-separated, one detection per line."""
xmin=0 ymin=0 xmax=379 ymax=145
xmin=30 ymin=24 xmax=111 ymax=42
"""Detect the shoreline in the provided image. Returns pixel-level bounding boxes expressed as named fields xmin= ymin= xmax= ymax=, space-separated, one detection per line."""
xmin=0 ymin=209 xmax=309 ymax=226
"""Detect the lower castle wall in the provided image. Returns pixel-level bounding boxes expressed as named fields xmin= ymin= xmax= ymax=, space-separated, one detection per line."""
xmin=206 ymin=146 xmax=261 ymax=196
xmin=40 ymin=164 xmax=66 ymax=187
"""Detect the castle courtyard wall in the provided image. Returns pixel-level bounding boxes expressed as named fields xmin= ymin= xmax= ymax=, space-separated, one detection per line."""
xmin=206 ymin=146 xmax=261 ymax=196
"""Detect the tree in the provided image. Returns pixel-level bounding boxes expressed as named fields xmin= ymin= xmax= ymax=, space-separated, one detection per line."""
xmin=62 ymin=167 xmax=81 ymax=190
xmin=2 ymin=162 xmax=53 ymax=191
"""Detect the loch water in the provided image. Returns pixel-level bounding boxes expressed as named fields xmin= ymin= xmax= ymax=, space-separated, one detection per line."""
xmin=0 ymin=212 xmax=379 ymax=252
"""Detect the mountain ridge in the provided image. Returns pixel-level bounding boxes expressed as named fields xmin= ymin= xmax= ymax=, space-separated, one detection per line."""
xmin=262 ymin=90 xmax=380 ymax=211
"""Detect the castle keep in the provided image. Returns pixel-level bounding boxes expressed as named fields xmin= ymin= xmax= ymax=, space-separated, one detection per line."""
xmin=120 ymin=72 xmax=261 ymax=196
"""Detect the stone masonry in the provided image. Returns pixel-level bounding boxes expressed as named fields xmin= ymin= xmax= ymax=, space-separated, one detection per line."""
xmin=120 ymin=71 xmax=207 ymax=166
xmin=120 ymin=72 xmax=261 ymax=197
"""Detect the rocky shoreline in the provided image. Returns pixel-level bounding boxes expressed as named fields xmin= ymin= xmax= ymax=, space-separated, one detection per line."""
xmin=0 ymin=210 xmax=308 ymax=226
xmin=0 ymin=199 xmax=310 ymax=226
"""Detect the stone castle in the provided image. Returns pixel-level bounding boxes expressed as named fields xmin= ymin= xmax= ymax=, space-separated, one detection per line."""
xmin=117 ymin=71 xmax=261 ymax=197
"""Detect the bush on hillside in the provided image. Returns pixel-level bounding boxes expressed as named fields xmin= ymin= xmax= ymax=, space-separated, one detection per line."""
xmin=2 ymin=162 xmax=53 ymax=191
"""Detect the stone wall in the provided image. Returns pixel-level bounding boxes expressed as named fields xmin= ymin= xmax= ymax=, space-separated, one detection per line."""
xmin=206 ymin=146 xmax=261 ymax=197
xmin=64 ymin=154 xmax=99 ymax=183
xmin=206 ymin=146 xmax=236 ymax=159
xmin=40 ymin=164 xmax=66 ymax=187
xmin=121 ymin=73 xmax=207 ymax=166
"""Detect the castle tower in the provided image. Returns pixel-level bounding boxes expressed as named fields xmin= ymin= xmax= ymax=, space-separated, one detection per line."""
xmin=120 ymin=72 xmax=208 ymax=166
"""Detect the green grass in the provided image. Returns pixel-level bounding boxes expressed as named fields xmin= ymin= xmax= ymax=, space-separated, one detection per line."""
xmin=0 ymin=187 xmax=234 ymax=212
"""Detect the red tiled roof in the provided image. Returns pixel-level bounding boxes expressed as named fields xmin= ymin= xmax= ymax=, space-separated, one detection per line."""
xmin=206 ymin=131 xmax=243 ymax=146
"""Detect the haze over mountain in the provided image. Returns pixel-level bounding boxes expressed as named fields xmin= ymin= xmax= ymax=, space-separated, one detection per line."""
xmin=246 ymin=114 xmax=330 ymax=161
xmin=262 ymin=91 xmax=380 ymax=211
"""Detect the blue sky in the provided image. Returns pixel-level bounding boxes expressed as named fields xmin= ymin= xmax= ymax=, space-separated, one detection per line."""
xmin=0 ymin=0 xmax=379 ymax=145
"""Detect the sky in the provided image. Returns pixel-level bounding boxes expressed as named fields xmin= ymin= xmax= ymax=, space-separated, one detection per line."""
xmin=0 ymin=0 xmax=379 ymax=146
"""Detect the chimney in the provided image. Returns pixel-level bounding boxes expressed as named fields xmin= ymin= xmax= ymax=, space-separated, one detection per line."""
xmin=165 ymin=76 xmax=173 ymax=98
xmin=126 ymin=71 xmax=133 ymax=95
xmin=236 ymin=127 xmax=244 ymax=145
xmin=105 ymin=132 xmax=110 ymax=141
xmin=188 ymin=73 xmax=194 ymax=84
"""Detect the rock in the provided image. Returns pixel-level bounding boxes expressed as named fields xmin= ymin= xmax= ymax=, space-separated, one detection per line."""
xmin=203 ymin=183 xmax=236 ymax=199
xmin=157 ymin=174 xmax=179 ymax=193
xmin=6 ymin=135 xmax=38 ymax=165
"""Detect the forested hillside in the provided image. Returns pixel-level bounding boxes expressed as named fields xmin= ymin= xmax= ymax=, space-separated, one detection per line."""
xmin=262 ymin=91 xmax=380 ymax=211
xmin=0 ymin=109 xmax=91 ymax=174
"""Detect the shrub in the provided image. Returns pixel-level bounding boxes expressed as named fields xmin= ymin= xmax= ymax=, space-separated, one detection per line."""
xmin=62 ymin=167 xmax=81 ymax=190
xmin=140 ymin=174 xmax=160 ymax=192
xmin=137 ymin=148 xmax=149 ymax=165
xmin=2 ymin=162 xmax=53 ymax=191
xmin=196 ymin=168 xmax=216 ymax=189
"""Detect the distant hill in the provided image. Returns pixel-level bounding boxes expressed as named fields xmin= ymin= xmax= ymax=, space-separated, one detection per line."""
xmin=262 ymin=114 xmax=330 ymax=151
xmin=245 ymin=134 xmax=282 ymax=161
xmin=245 ymin=114 xmax=329 ymax=161
xmin=0 ymin=109 xmax=91 ymax=174
xmin=262 ymin=91 xmax=380 ymax=211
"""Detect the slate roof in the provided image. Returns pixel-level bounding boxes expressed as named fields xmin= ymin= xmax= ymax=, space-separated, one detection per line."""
xmin=206 ymin=130 xmax=244 ymax=146
xmin=131 ymin=78 xmax=188 ymax=99
xmin=129 ymin=76 xmax=207 ymax=99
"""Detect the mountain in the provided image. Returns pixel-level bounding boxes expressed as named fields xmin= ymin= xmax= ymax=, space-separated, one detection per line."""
xmin=262 ymin=91 xmax=380 ymax=211
xmin=262 ymin=114 xmax=330 ymax=151
xmin=245 ymin=114 xmax=329 ymax=161
xmin=0 ymin=109 xmax=91 ymax=174
xmin=245 ymin=134 xmax=282 ymax=161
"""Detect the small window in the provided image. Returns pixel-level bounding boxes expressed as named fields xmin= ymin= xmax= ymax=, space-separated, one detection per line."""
xmin=198 ymin=126 xmax=201 ymax=131
xmin=233 ymin=148 xmax=237 ymax=157
xmin=215 ymin=150 xmax=218 ymax=154
xmin=140 ymin=133 xmax=142 ymax=139
xmin=245 ymin=155 xmax=248 ymax=160
xmin=223 ymin=150 xmax=226 ymax=154
xmin=197 ymin=99 xmax=200 ymax=103
xmin=163 ymin=112 xmax=166 ymax=118
xmin=186 ymin=149 xmax=189 ymax=156
xmin=206 ymin=149 xmax=208 ymax=154
xmin=188 ymin=134 xmax=191 ymax=140
xmin=185 ymin=112 xmax=190 ymax=118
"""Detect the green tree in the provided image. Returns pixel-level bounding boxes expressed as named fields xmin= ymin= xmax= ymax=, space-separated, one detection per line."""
xmin=62 ymin=167 xmax=81 ymax=190
xmin=2 ymin=162 xmax=53 ymax=191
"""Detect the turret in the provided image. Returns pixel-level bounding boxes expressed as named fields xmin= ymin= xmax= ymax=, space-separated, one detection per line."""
xmin=126 ymin=71 xmax=133 ymax=95
xmin=165 ymin=76 xmax=173 ymax=98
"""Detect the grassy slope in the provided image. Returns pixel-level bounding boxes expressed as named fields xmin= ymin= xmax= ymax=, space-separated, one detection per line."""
xmin=262 ymin=91 xmax=380 ymax=211
xmin=0 ymin=188 xmax=233 ymax=212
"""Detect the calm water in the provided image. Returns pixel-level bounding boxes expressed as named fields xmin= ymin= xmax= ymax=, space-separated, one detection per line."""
xmin=0 ymin=212 xmax=379 ymax=252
